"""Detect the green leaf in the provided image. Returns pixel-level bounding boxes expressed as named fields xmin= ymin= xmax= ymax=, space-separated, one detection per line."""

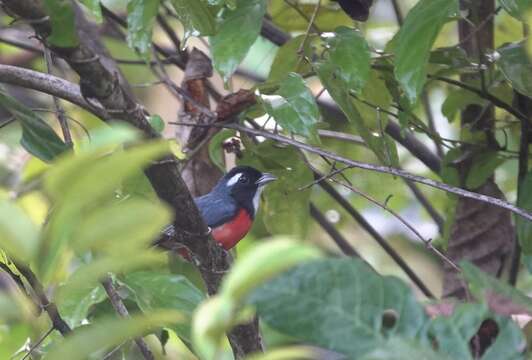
xmin=211 ymin=0 xmax=266 ymax=82
xmin=170 ymin=0 xmax=217 ymax=35
xmin=249 ymin=258 xmax=428 ymax=359
xmin=359 ymin=337 xmax=452 ymax=360
xmin=72 ymin=198 xmax=172 ymax=254
xmin=45 ymin=311 xmax=185 ymax=360
xmin=317 ymin=63 xmax=394 ymax=164
xmin=499 ymin=0 xmax=532 ymax=21
xmin=391 ymin=0 xmax=459 ymax=104
xmin=442 ymin=89 xmax=485 ymax=122
xmin=516 ymin=171 xmax=532 ymax=255
xmin=428 ymin=302 xmax=526 ymax=360
xmin=122 ymin=271 xmax=205 ymax=341
xmin=147 ymin=114 xmax=165 ymax=133
xmin=208 ymin=129 xmax=235 ymax=172
xmin=239 ymin=141 xmax=313 ymax=237
xmin=79 ymin=0 xmax=103 ymax=22
xmin=461 ymin=261 xmax=532 ymax=315
xmin=43 ymin=0 xmax=79 ymax=47
xmin=57 ymin=285 xmax=107 ymax=328
xmin=127 ymin=0 xmax=161 ymax=56
xmin=261 ymin=73 xmax=320 ymax=140
xmin=0 ymin=200 xmax=39 ymax=263
xmin=326 ymin=26 xmax=371 ymax=94
xmin=0 ymin=87 xmax=70 ymax=162
xmin=497 ymin=42 xmax=532 ymax=98
xmin=268 ymin=35 xmax=315 ymax=83
xmin=221 ymin=239 xmax=322 ymax=302
xmin=465 ymin=151 xmax=505 ymax=189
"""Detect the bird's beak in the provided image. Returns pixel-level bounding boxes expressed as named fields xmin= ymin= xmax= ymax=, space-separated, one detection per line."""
xmin=256 ymin=173 xmax=277 ymax=186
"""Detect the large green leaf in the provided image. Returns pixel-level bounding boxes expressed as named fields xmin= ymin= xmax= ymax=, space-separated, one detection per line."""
xmin=261 ymin=73 xmax=320 ymax=140
xmin=170 ymin=0 xmax=217 ymax=36
xmin=45 ymin=311 xmax=184 ymax=360
xmin=499 ymin=0 xmax=532 ymax=21
xmin=0 ymin=200 xmax=39 ymax=263
xmin=465 ymin=151 xmax=505 ymax=189
xmin=0 ymin=88 xmax=70 ymax=162
xmin=268 ymin=34 xmax=315 ymax=83
xmin=497 ymin=42 xmax=532 ymax=98
xmin=326 ymin=26 xmax=371 ymax=94
xmin=391 ymin=0 xmax=459 ymax=104
xmin=428 ymin=302 xmax=525 ymax=360
xmin=72 ymin=198 xmax=171 ymax=254
xmin=442 ymin=89 xmax=485 ymax=122
xmin=516 ymin=171 xmax=532 ymax=255
xmin=239 ymin=141 xmax=313 ymax=238
xmin=122 ymin=271 xmax=205 ymax=342
xmin=248 ymin=258 xmax=428 ymax=359
xmin=359 ymin=337 xmax=452 ymax=360
xmin=211 ymin=0 xmax=266 ymax=81
xmin=461 ymin=261 xmax=532 ymax=315
xmin=42 ymin=0 xmax=79 ymax=47
xmin=317 ymin=63 xmax=396 ymax=165
xmin=57 ymin=285 xmax=107 ymax=328
xmin=127 ymin=0 xmax=161 ymax=56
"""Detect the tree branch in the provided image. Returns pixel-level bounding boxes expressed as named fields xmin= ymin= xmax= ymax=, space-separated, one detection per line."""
xmin=101 ymin=277 xmax=154 ymax=360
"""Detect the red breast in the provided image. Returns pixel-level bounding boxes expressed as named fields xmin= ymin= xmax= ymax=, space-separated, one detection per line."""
xmin=211 ymin=208 xmax=253 ymax=250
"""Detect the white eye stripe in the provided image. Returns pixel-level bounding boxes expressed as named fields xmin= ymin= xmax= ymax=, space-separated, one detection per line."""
xmin=226 ymin=173 xmax=243 ymax=186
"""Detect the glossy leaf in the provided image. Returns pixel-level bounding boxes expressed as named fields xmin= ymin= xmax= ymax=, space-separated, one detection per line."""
xmin=211 ymin=0 xmax=266 ymax=81
xmin=170 ymin=0 xmax=217 ymax=35
xmin=122 ymin=271 xmax=205 ymax=341
xmin=516 ymin=171 xmax=532 ymax=255
xmin=45 ymin=311 xmax=185 ymax=360
xmin=317 ymin=63 xmax=396 ymax=165
xmin=239 ymin=141 xmax=313 ymax=238
xmin=0 ymin=87 xmax=70 ymax=162
xmin=268 ymin=35 xmax=315 ymax=82
xmin=391 ymin=0 xmax=459 ymax=104
xmin=147 ymin=114 xmax=165 ymax=133
xmin=208 ymin=129 xmax=235 ymax=172
xmin=465 ymin=151 xmax=505 ymax=189
xmin=261 ymin=73 xmax=320 ymax=140
xmin=498 ymin=42 xmax=532 ymax=98
xmin=499 ymin=0 xmax=532 ymax=21
xmin=127 ymin=0 xmax=161 ymax=56
xmin=249 ymin=258 xmax=428 ymax=358
xmin=57 ymin=285 xmax=106 ymax=328
xmin=43 ymin=0 xmax=79 ymax=47
xmin=326 ymin=26 xmax=371 ymax=94
xmin=0 ymin=200 xmax=39 ymax=263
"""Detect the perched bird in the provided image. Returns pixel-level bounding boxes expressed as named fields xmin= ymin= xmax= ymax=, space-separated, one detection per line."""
xmin=163 ymin=166 xmax=276 ymax=251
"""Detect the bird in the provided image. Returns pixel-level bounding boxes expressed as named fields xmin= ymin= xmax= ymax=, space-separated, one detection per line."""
xmin=162 ymin=166 xmax=276 ymax=252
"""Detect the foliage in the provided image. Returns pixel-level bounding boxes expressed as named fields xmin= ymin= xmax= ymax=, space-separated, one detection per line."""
xmin=2 ymin=0 xmax=532 ymax=359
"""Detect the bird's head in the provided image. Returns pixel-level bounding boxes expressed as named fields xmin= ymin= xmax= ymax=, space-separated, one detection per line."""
xmin=216 ymin=165 xmax=276 ymax=217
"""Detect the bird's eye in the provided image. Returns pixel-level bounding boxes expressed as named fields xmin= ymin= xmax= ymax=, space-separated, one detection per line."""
xmin=238 ymin=174 xmax=249 ymax=184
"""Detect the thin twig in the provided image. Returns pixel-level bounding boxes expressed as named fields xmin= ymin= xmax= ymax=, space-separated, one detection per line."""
xmin=15 ymin=263 xmax=72 ymax=336
xmin=21 ymin=326 xmax=54 ymax=360
xmin=317 ymin=178 xmax=435 ymax=298
xmin=42 ymin=48 xmax=73 ymax=146
xmin=101 ymin=277 xmax=154 ymax=360
xmin=170 ymin=121 xmax=532 ymax=223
